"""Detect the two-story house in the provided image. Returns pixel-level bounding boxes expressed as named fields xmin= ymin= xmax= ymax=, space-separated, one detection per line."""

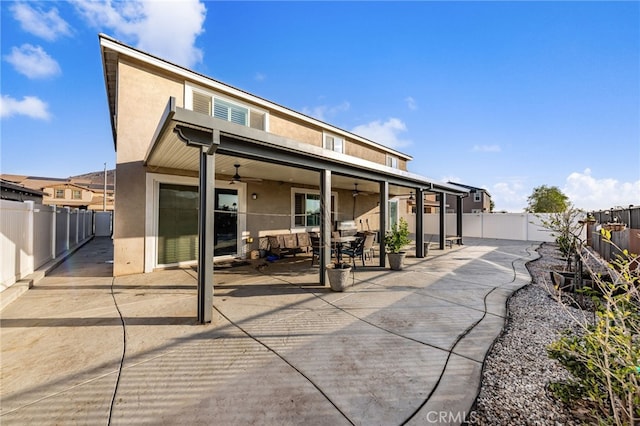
xmin=446 ymin=182 xmax=492 ymax=213
xmin=99 ymin=34 xmax=467 ymax=322
xmin=1 ymin=173 xmax=115 ymax=211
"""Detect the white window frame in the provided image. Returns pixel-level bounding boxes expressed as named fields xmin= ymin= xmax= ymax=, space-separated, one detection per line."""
xmin=145 ymin=172 xmax=247 ymax=272
xmin=323 ymin=132 xmax=344 ymax=153
xmin=474 ymin=191 xmax=481 ymax=202
xmin=290 ymin=187 xmax=338 ymax=230
xmin=386 ymin=155 xmax=399 ymax=169
xmin=184 ymin=83 xmax=269 ymax=131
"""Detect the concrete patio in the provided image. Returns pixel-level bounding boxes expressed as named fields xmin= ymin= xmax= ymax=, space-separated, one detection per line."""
xmin=1 ymin=237 xmax=539 ymax=425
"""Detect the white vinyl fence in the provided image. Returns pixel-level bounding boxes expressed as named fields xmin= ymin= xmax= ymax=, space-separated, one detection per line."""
xmin=404 ymin=212 xmax=560 ymax=243
xmin=0 ymin=200 xmax=108 ymax=292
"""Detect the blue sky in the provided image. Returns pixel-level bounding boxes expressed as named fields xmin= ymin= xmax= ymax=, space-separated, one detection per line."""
xmin=2 ymin=1 xmax=638 ymax=212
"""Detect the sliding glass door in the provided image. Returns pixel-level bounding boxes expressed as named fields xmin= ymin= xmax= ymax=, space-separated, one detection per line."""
xmin=214 ymin=188 xmax=238 ymax=256
xmin=157 ymin=183 xmax=199 ymax=265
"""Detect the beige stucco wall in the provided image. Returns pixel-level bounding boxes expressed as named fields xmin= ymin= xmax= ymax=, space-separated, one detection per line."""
xmin=269 ymin=113 xmax=322 ymax=147
xmin=114 ymin=59 xmax=184 ymax=276
xmin=269 ymin=112 xmax=408 ymax=171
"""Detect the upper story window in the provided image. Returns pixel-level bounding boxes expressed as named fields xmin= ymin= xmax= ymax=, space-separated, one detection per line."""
xmin=323 ymin=133 xmax=344 ymax=153
xmin=55 ymin=189 xmax=64 ymax=198
xmin=214 ymin=98 xmax=248 ymax=126
xmin=474 ymin=191 xmax=481 ymax=202
xmin=386 ymin=155 xmax=399 ymax=169
xmin=187 ymin=84 xmax=267 ymax=130
xmin=72 ymin=190 xmax=82 ymax=200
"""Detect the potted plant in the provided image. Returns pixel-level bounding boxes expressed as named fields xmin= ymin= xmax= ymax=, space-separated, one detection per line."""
xmin=326 ymin=262 xmax=352 ymax=291
xmin=384 ymin=218 xmax=411 ymax=270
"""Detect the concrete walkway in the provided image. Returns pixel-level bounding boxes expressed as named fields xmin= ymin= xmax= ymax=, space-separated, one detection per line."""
xmin=1 ymin=237 xmax=539 ymax=425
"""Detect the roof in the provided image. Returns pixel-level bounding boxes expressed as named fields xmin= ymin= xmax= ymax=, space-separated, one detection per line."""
xmin=447 ymin=181 xmax=492 ymax=198
xmin=144 ymin=97 xmax=469 ymax=195
xmin=0 ymin=179 xmax=46 ymax=197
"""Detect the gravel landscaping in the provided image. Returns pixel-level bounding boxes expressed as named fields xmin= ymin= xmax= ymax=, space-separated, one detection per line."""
xmin=469 ymin=242 xmax=588 ymax=425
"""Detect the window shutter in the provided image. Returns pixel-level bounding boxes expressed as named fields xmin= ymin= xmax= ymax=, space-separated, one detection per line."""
xmin=333 ymin=137 xmax=343 ymax=153
xmin=193 ymin=92 xmax=212 ymax=115
xmin=230 ymin=106 xmax=247 ymax=125
xmin=324 ymin=135 xmax=334 ymax=150
xmin=213 ymin=100 xmax=228 ymax=120
xmin=213 ymin=99 xmax=248 ymax=125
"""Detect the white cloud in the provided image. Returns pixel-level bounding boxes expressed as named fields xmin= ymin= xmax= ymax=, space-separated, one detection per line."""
xmin=254 ymin=72 xmax=266 ymax=82
xmin=563 ymin=168 xmax=640 ymax=211
xmin=1 ymin=95 xmax=51 ymax=120
xmin=4 ymin=44 xmax=61 ymax=79
xmin=405 ymin=96 xmax=417 ymax=111
xmin=490 ymin=180 xmax=528 ymax=212
xmin=10 ymin=3 xmax=72 ymax=41
xmin=472 ymin=144 xmax=501 ymax=152
xmin=301 ymin=101 xmax=350 ymax=122
xmin=74 ymin=0 xmax=207 ymax=68
xmin=351 ymin=118 xmax=411 ymax=149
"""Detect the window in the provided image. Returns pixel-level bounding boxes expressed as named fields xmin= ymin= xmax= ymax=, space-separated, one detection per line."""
xmin=55 ymin=189 xmax=64 ymax=198
xmin=292 ymin=190 xmax=336 ymax=228
xmin=474 ymin=191 xmax=481 ymax=202
xmin=386 ymin=155 xmax=399 ymax=169
xmin=72 ymin=190 xmax=82 ymax=200
xmin=214 ymin=98 xmax=248 ymax=126
xmin=157 ymin=183 xmax=199 ymax=265
xmin=324 ymin=133 xmax=344 ymax=153
xmin=187 ymin=85 xmax=267 ymax=130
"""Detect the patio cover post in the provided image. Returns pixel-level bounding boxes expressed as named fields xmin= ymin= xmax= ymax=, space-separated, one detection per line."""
xmin=415 ymin=188 xmax=425 ymax=258
xmin=319 ymin=169 xmax=332 ymax=286
xmin=456 ymin=195 xmax=463 ymax=244
xmin=197 ymin=143 xmax=217 ymax=324
xmin=379 ymin=181 xmax=388 ymax=268
xmin=439 ymin=191 xmax=446 ymax=250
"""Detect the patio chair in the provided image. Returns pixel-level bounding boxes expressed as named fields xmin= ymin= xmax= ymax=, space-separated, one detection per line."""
xmin=310 ymin=235 xmax=336 ymax=266
xmin=340 ymin=234 xmax=372 ymax=268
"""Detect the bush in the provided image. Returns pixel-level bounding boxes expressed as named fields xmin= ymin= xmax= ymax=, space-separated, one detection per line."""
xmin=384 ymin=218 xmax=411 ymax=254
xmin=547 ymin=231 xmax=639 ymax=425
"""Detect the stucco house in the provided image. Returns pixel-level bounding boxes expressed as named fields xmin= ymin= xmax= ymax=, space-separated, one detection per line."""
xmin=1 ymin=172 xmax=115 ymax=211
xmin=446 ymin=182 xmax=492 ymax=213
xmin=0 ymin=179 xmax=45 ymax=203
xmin=99 ymin=34 xmax=468 ymax=322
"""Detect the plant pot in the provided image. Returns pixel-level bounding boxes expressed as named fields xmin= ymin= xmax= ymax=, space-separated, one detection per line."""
xmin=326 ymin=264 xmax=352 ymax=292
xmin=387 ymin=252 xmax=406 ymax=270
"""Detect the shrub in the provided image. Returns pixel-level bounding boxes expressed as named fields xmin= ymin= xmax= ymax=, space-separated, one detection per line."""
xmin=384 ymin=218 xmax=411 ymax=254
xmin=547 ymin=231 xmax=639 ymax=425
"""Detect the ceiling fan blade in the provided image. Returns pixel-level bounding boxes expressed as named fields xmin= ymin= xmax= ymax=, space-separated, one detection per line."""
xmin=230 ymin=164 xmax=263 ymax=183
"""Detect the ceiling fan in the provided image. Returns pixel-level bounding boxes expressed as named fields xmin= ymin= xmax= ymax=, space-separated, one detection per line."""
xmin=230 ymin=164 xmax=262 ymax=184
xmin=352 ymin=183 xmax=371 ymax=197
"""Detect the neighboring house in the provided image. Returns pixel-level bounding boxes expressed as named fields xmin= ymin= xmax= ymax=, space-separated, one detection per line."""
xmin=99 ymin=34 xmax=468 ymax=322
xmin=0 ymin=179 xmax=45 ymax=203
xmin=1 ymin=171 xmax=115 ymax=211
xmin=446 ymin=182 xmax=492 ymax=213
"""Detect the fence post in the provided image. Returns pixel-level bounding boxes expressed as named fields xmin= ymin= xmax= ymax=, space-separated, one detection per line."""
xmin=25 ymin=201 xmax=35 ymax=277
xmin=64 ymin=207 xmax=70 ymax=252
xmin=51 ymin=204 xmax=56 ymax=259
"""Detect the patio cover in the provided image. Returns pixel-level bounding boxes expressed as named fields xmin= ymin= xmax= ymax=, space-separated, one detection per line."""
xmin=147 ymin=97 xmax=468 ymax=323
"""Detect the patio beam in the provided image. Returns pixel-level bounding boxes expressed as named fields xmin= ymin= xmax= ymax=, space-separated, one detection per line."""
xmin=379 ymin=181 xmax=388 ymax=268
xmin=456 ymin=195 xmax=464 ymax=245
xmin=415 ymin=188 xmax=425 ymax=258
xmin=439 ymin=191 xmax=446 ymax=250
xmin=197 ymin=146 xmax=216 ymax=324
xmin=320 ymin=169 xmax=332 ymax=286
